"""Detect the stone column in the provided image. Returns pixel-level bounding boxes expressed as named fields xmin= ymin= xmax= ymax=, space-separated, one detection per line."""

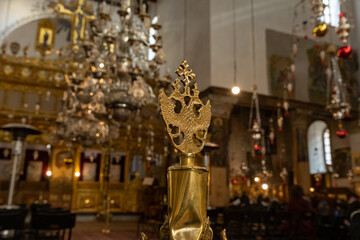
xmin=206 ymin=95 xmax=234 ymax=167
xmin=289 ymin=110 xmax=311 ymax=193
xmin=203 ymin=94 xmax=235 ymax=207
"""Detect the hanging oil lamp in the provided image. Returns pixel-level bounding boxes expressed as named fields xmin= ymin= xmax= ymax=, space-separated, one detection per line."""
xmin=277 ymin=103 xmax=284 ymax=132
xmin=240 ymin=161 xmax=250 ymax=177
xmin=280 ymin=167 xmax=288 ymax=183
xmin=249 ymin=85 xmax=265 ymax=155
xmin=347 ymin=170 xmax=354 ymax=181
xmin=281 ymin=63 xmax=293 ymax=116
xmin=336 ymin=12 xmax=352 ymax=59
xmin=327 ymin=83 xmax=348 ymax=120
xmin=336 ymin=120 xmax=347 ymax=138
xmin=268 ymin=118 xmax=275 ymax=145
xmin=314 ymin=172 xmax=323 ymax=187
xmin=311 ymin=0 xmax=328 ymax=37
xmin=250 ymin=120 xmax=262 ymax=151
xmin=326 ymin=56 xmax=349 ymax=139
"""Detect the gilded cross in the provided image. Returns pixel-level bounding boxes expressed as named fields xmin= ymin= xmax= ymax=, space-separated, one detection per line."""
xmin=175 ymin=60 xmax=196 ymax=85
xmin=52 ymin=0 xmax=95 ymax=45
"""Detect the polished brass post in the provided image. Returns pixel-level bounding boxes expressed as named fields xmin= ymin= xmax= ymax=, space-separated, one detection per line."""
xmin=140 ymin=61 xmax=227 ymax=240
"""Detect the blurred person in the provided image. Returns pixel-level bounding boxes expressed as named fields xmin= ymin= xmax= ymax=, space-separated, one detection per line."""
xmin=317 ymin=198 xmax=330 ymax=225
xmin=240 ymin=191 xmax=250 ymax=207
xmin=287 ymin=185 xmax=315 ymax=240
xmin=261 ymin=197 xmax=271 ymax=209
xmin=257 ymin=194 xmax=264 ymax=206
xmin=349 ymin=201 xmax=360 ymax=240
xmin=229 ymin=193 xmax=241 ymax=207
xmin=317 ymin=198 xmax=330 ymax=216
xmin=349 ymin=195 xmax=360 ymax=214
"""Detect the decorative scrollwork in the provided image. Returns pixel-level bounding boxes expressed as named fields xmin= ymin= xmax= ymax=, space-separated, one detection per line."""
xmin=159 ymin=60 xmax=211 ymax=155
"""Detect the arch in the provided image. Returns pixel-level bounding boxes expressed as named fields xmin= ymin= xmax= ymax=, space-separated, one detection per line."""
xmin=0 ymin=13 xmax=56 ymax=44
xmin=307 ymin=120 xmax=328 ymax=174
xmin=1 ymin=17 xmax=71 ymax=58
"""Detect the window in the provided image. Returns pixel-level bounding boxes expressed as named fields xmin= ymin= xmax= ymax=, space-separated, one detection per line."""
xmin=323 ymin=128 xmax=332 ymax=165
xmin=322 ymin=0 xmax=341 ymax=27
xmin=323 ymin=128 xmax=333 ymax=172
xmin=307 ymin=121 xmax=330 ymax=174
xmin=148 ymin=27 xmax=156 ymax=61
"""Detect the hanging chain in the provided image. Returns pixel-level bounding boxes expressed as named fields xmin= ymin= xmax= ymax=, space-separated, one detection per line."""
xmin=248 ymin=0 xmax=261 ymax=128
xmin=232 ymin=0 xmax=237 ymax=85
xmin=183 ymin=0 xmax=187 ymax=60
xmin=250 ymin=0 xmax=256 ymax=85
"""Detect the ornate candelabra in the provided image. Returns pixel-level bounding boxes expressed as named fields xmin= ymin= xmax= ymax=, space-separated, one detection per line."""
xmin=48 ymin=0 xmax=169 ymax=233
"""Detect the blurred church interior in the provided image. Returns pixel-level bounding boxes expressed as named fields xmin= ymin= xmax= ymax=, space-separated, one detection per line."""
xmin=1 ymin=0 xmax=360 ymax=239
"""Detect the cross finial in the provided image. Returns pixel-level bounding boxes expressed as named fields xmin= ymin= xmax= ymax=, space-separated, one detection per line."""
xmin=51 ymin=0 xmax=95 ymax=45
xmin=175 ymin=60 xmax=196 ymax=85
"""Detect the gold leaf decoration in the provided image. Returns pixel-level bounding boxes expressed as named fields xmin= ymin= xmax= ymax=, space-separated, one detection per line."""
xmin=141 ymin=232 xmax=147 ymax=240
xmin=200 ymin=217 xmax=213 ymax=240
xmin=220 ymin=229 xmax=228 ymax=240
xmin=159 ymin=60 xmax=211 ymax=155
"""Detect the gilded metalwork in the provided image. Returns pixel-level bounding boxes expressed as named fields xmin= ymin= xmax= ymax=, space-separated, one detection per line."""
xmin=220 ymin=229 xmax=228 ymax=240
xmin=141 ymin=233 xmax=148 ymax=240
xmin=159 ymin=215 xmax=170 ymax=239
xmin=159 ymin=60 xmax=211 ymax=156
xmin=50 ymin=0 xmax=95 ymax=45
xmin=36 ymin=19 xmax=57 ymax=56
xmin=166 ymin=165 xmax=211 ymax=239
xmin=311 ymin=0 xmax=328 ymax=38
xmin=336 ymin=15 xmax=351 ymax=44
xmin=0 ymin=44 xmax=68 ymax=123
xmin=150 ymin=61 xmax=228 ymax=240
xmin=313 ymin=22 xmax=328 ymax=37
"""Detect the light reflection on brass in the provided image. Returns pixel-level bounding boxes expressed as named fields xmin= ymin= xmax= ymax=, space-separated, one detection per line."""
xmin=153 ymin=61 xmax=226 ymax=239
xmin=167 ymin=165 xmax=211 ymax=239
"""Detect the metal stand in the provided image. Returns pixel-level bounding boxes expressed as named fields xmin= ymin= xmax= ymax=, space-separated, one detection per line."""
xmin=203 ymin=141 xmax=219 ymax=210
xmin=0 ymin=124 xmax=41 ymax=209
xmin=101 ymin=149 xmax=111 ymax=233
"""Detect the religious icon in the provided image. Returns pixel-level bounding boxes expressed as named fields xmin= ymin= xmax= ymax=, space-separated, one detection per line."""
xmin=36 ymin=19 xmax=56 ymax=55
xmin=25 ymin=149 xmax=49 ymax=182
xmin=3 ymin=148 xmax=10 ymax=159
xmin=110 ymin=152 xmax=126 ymax=182
xmin=81 ymin=149 xmax=101 ymax=181
xmin=51 ymin=0 xmax=95 ymax=46
xmin=26 ymin=161 xmax=43 ymax=182
xmin=33 ymin=150 xmax=39 ymax=161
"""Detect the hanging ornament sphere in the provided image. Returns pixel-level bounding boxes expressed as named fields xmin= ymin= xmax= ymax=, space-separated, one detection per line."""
xmin=337 ymin=45 xmax=352 ymax=59
xmin=336 ymin=121 xmax=347 ymax=138
xmin=312 ymin=22 xmax=328 ymax=37
xmin=336 ymin=129 xmax=347 ymax=138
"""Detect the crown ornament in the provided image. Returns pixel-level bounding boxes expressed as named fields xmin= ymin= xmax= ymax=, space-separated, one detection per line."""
xmin=159 ymin=60 xmax=211 ymax=157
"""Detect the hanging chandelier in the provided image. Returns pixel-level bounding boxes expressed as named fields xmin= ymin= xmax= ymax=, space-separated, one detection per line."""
xmin=311 ymin=0 xmax=329 ymax=37
xmin=326 ymin=56 xmax=350 ymax=138
xmin=336 ymin=12 xmax=352 ymax=59
xmin=247 ymin=0 xmax=266 ymax=158
xmin=249 ymin=85 xmax=265 ymax=155
xmin=51 ymin=0 xmax=167 ymax=147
